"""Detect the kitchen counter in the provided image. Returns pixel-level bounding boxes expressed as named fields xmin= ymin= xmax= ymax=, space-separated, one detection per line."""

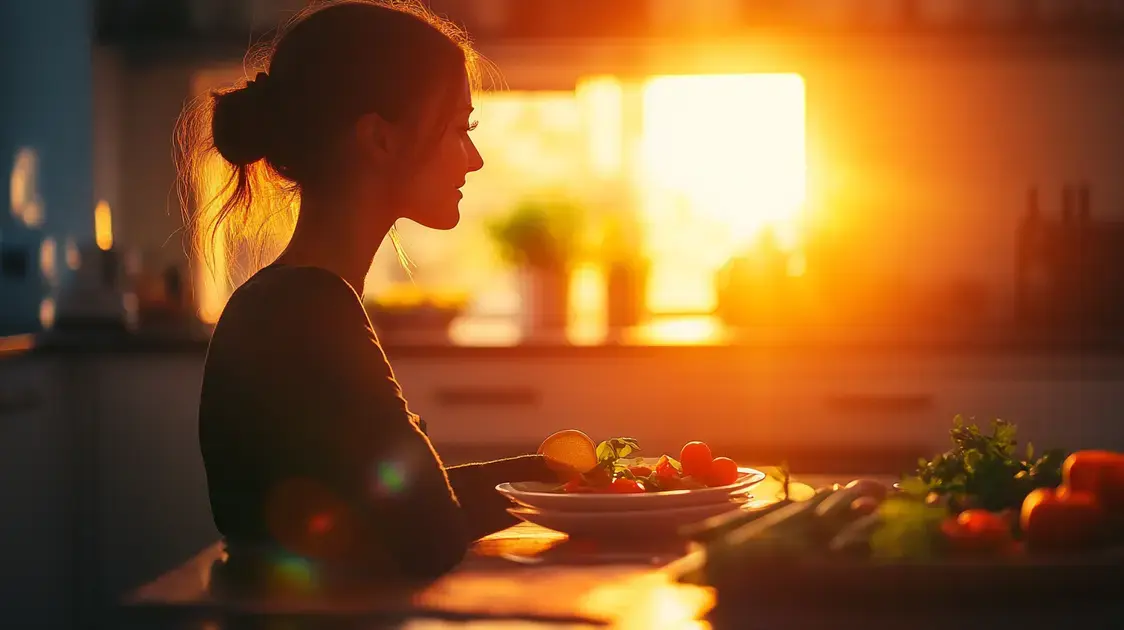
xmin=6 ymin=322 xmax=1124 ymax=358
xmin=5 ymin=328 xmax=1124 ymax=628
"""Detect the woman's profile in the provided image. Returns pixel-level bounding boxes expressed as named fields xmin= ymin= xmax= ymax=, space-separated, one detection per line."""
xmin=176 ymin=0 xmax=556 ymax=585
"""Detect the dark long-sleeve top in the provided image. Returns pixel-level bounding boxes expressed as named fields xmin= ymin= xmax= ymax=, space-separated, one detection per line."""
xmin=198 ymin=264 xmax=554 ymax=584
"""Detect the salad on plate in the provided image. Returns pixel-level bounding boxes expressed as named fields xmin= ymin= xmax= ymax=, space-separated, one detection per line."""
xmin=537 ymin=430 xmax=748 ymax=494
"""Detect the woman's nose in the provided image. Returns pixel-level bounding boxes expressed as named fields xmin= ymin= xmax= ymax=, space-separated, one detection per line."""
xmin=466 ymin=138 xmax=484 ymax=173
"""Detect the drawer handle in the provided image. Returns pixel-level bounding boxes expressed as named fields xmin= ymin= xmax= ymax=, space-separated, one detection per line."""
xmin=435 ymin=387 xmax=541 ymax=408
xmin=825 ymin=394 xmax=934 ymax=414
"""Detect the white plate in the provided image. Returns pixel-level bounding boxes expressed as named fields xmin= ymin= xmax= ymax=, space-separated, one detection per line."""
xmin=496 ymin=461 xmax=766 ymax=513
xmin=508 ymin=501 xmax=749 ymax=539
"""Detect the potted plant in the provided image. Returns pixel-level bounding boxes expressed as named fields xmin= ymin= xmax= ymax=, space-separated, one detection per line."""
xmin=487 ymin=196 xmax=584 ymax=338
xmin=599 ymin=213 xmax=649 ymax=332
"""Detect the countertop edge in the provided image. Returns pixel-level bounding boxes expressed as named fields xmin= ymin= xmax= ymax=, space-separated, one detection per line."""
xmin=6 ymin=332 xmax=1124 ymax=360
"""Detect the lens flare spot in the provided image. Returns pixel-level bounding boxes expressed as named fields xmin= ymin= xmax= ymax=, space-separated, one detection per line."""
xmin=271 ymin=553 xmax=316 ymax=592
xmin=307 ymin=512 xmax=333 ymax=536
xmin=374 ymin=461 xmax=407 ymax=496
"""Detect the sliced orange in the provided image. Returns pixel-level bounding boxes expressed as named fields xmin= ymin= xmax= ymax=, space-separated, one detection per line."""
xmin=538 ymin=429 xmax=598 ymax=477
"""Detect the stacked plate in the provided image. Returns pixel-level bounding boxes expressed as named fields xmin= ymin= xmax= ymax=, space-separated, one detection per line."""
xmin=495 ymin=459 xmax=767 ymax=539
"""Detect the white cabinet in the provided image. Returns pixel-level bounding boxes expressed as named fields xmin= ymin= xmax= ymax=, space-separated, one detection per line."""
xmin=91 ymin=355 xmax=219 ymax=603
xmin=0 ymin=353 xmax=219 ymax=627
xmin=391 ymin=351 xmax=1124 ymax=462
xmin=0 ymin=358 xmax=73 ymax=628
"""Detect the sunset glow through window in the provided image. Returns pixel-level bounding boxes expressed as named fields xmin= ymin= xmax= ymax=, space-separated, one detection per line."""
xmin=640 ymin=74 xmax=806 ymax=314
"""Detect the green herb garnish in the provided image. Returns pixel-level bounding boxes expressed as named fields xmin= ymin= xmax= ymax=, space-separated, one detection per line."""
xmin=582 ymin=437 xmax=643 ymax=483
xmin=595 ymin=437 xmax=640 ymax=468
xmin=911 ymin=415 xmax=1066 ymax=513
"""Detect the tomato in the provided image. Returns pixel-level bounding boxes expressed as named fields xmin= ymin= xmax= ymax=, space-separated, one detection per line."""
xmin=707 ymin=457 xmax=739 ymax=487
xmin=610 ymin=477 xmax=645 ymax=493
xmin=680 ymin=441 xmax=714 ymax=479
xmin=1063 ymin=451 xmax=1124 ymax=515
xmin=941 ymin=509 xmax=1014 ymax=555
xmin=1020 ymin=486 xmax=1105 ymax=552
xmin=957 ymin=510 xmax=1012 ymax=539
xmin=655 ymin=455 xmax=680 ymax=480
xmin=629 ymin=465 xmax=653 ymax=478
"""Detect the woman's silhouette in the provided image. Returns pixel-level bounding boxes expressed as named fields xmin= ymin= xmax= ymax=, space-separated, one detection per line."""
xmin=177 ymin=0 xmax=555 ymax=584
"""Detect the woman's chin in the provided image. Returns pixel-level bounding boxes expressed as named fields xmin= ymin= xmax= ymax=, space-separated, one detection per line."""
xmin=406 ymin=209 xmax=460 ymax=231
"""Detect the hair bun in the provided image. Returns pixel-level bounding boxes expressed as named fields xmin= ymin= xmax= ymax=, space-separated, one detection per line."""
xmin=211 ymin=72 xmax=275 ymax=167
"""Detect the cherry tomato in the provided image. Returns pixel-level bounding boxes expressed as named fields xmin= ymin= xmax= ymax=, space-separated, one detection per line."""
xmin=629 ymin=465 xmax=653 ymax=478
xmin=1020 ymin=486 xmax=1105 ymax=552
xmin=941 ymin=509 xmax=1013 ymax=555
xmin=707 ymin=457 xmax=739 ymax=487
xmin=957 ymin=509 xmax=1012 ymax=539
xmin=680 ymin=441 xmax=714 ymax=479
xmin=1063 ymin=451 xmax=1124 ymax=516
xmin=610 ymin=477 xmax=645 ymax=493
xmin=655 ymin=455 xmax=680 ymax=480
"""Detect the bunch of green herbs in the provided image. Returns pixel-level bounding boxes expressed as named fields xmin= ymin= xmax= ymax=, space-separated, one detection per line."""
xmin=909 ymin=416 xmax=1066 ymax=513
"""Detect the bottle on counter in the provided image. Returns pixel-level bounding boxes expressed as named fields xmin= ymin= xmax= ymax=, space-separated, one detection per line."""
xmin=49 ymin=242 xmax=136 ymax=338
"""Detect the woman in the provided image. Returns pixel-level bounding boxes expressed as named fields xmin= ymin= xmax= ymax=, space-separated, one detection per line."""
xmin=177 ymin=0 xmax=557 ymax=584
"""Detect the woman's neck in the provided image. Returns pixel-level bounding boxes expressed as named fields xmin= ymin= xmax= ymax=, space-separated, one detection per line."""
xmin=276 ymin=192 xmax=395 ymax=293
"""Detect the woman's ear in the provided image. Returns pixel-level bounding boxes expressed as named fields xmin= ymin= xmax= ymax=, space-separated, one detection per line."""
xmin=353 ymin=111 xmax=399 ymax=167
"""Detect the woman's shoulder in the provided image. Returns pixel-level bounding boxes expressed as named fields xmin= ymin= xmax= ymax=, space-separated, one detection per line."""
xmin=244 ymin=263 xmax=357 ymax=296
xmin=219 ymin=264 xmax=367 ymax=329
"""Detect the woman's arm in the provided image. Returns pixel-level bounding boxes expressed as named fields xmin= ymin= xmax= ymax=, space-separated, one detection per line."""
xmin=282 ymin=268 xmax=471 ymax=579
xmin=445 ymin=455 xmax=558 ymax=539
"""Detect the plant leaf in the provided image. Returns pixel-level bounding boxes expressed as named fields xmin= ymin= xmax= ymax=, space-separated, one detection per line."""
xmin=617 ymin=437 xmax=640 ymax=450
xmin=595 ymin=441 xmax=615 ymax=463
xmin=662 ymin=455 xmax=684 ymax=473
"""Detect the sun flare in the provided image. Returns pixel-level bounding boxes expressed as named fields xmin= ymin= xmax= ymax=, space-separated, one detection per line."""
xmin=639 ymin=73 xmax=806 ymax=313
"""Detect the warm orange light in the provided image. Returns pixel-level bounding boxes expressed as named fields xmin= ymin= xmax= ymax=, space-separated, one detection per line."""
xmin=567 ymin=262 xmax=607 ymax=345
xmin=196 ymin=239 xmax=228 ymax=325
xmin=9 ymin=149 xmax=32 ymax=212
xmin=0 ymin=334 xmax=34 ymax=354
xmin=195 ymin=153 xmax=230 ymax=324
xmin=576 ymin=76 xmax=624 ymax=178
xmin=636 ymin=316 xmax=724 ymax=346
xmin=94 ymin=200 xmax=113 ymax=251
xmin=39 ymin=237 xmax=57 ymax=283
xmin=639 ymin=74 xmax=806 ymax=314
xmin=39 ymin=298 xmax=56 ymax=330
xmin=65 ymin=238 xmax=81 ymax=270
xmin=10 ymin=147 xmax=44 ymax=228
